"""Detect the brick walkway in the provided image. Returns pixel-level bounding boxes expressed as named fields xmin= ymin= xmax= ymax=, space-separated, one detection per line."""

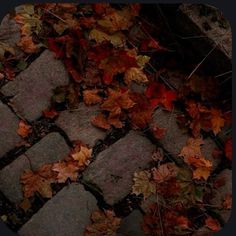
xmin=0 ymin=4 xmax=232 ymax=236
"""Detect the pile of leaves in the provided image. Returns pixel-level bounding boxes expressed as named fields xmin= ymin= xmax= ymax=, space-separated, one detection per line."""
xmin=0 ymin=3 xmax=232 ymax=235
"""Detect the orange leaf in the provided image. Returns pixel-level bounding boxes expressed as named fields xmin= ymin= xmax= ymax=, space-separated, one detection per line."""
xmin=43 ymin=109 xmax=59 ymax=119
xmin=205 ymin=216 xmax=221 ymax=232
xmin=91 ymin=113 xmax=111 ymax=130
xmin=17 ymin=36 xmax=39 ymax=54
xmin=52 ymin=161 xmax=79 ymax=183
xmin=152 ymin=125 xmax=167 ymax=139
xmin=17 ymin=120 xmax=32 ymax=138
xmin=210 ymin=108 xmax=225 ymax=135
xmin=83 ymin=89 xmax=103 ymax=106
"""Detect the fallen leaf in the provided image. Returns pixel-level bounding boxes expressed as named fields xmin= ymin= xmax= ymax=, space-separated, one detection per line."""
xmin=151 ymin=125 xmax=167 ymax=139
xmin=17 ymin=35 xmax=39 ymax=54
xmin=19 ymin=198 xmax=31 ymax=212
xmin=83 ymin=89 xmax=103 ymax=106
xmin=91 ymin=113 xmax=111 ymax=130
xmin=52 ymin=161 xmax=79 ymax=183
xmin=152 ymin=163 xmax=177 ymax=184
xmin=17 ymin=120 xmax=32 ymax=138
xmin=210 ymin=108 xmax=225 ymax=135
xmin=85 ymin=209 xmax=121 ymax=236
xmin=43 ymin=109 xmax=59 ymax=119
xmin=71 ymin=145 xmax=92 ymax=168
xmin=124 ymin=67 xmax=148 ymax=85
xmin=132 ymin=170 xmax=156 ymax=199
xmin=89 ymin=28 xmax=126 ymax=47
xmin=205 ymin=216 xmax=221 ymax=232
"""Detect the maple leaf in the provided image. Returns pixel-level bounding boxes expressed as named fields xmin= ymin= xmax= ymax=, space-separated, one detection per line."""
xmin=128 ymin=92 xmax=154 ymax=129
xmin=83 ymin=89 xmax=103 ymax=106
xmin=71 ymin=145 xmax=92 ymax=169
xmin=89 ymin=29 xmax=126 ymax=47
xmin=222 ymin=194 xmax=232 ymax=209
xmin=224 ymin=138 xmax=232 ymax=161
xmin=210 ymin=108 xmax=225 ymax=135
xmin=132 ymin=170 xmax=156 ymax=199
xmin=99 ymin=50 xmax=138 ymax=84
xmin=101 ymin=89 xmax=135 ymax=117
xmin=17 ymin=120 xmax=32 ymax=138
xmin=91 ymin=113 xmax=111 ymax=130
xmin=97 ymin=6 xmax=137 ymax=34
xmin=179 ymin=138 xmax=204 ymax=159
xmin=124 ymin=67 xmax=148 ymax=85
xmin=145 ymin=82 xmax=177 ymax=111
xmin=152 ymin=163 xmax=177 ymax=184
xmin=21 ymin=164 xmax=55 ymax=198
xmin=52 ymin=161 xmax=79 ymax=183
xmin=85 ymin=209 xmax=121 ymax=236
xmin=151 ymin=125 xmax=167 ymax=139
xmin=205 ymin=216 xmax=221 ymax=232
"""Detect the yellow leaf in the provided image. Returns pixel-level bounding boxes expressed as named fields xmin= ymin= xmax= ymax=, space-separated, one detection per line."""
xmin=71 ymin=146 xmax=92 ymax=168
xmin=132 ymin=170 xmax=156 ymax=199
xmin=124 ymin=67 xmax=148 ymax=85
xmin=89 ymin=28 xmax=126 ymax=47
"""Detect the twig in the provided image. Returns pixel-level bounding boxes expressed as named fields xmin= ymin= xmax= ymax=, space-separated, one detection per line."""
xmin=43 ymin=8 xmax=67 ymax=23
xmin=186 ymin=44 xmax=217 ymax=80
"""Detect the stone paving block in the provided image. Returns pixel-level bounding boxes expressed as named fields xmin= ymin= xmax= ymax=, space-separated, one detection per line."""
xmin=210 ymin=169 xmax=232 ymax=224
xmin=152 ymin=108 xmax=220 ymax=170
xmin=0 ymin=102 xmax=21 ymax=158
xmin=192 ymin=226 xmax=212 ymax=236
xmin=56 ymin=104 xmax=106 ymax=147
xmin=83 ymin=131 xmax=155 ymax=205
xmin=0 ymin=132 xmax=70 ymax=203
xmin=117 ymin=210 xmax=145 ymax=236
xmin=18 ymin=183 xmax=98 ymax=236
xmin=1 ymin=50 xmax=69 ymax=121
xmin=176 ymin=4 xmax=231 ymax=73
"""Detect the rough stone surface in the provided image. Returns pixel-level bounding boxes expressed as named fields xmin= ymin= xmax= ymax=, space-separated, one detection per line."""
xmin=0 ymin=102 xmax=21 ymax=158
xmin=176 ymin=4 xmax=231 ymax=73
xmin=117 ymin=210 xmax=145 ymax=236
xmin=210 ymin=169 xmax=232 ymax=223
xmin=18 ymin=183 xmax=98 ymax=236
xmin=1 ymin=50 xmax=69 ymax=121
xmin=0 ymin=14 xmax=21 ymax=48
xmin=152 ymin=108 xmax=220 ymax=170
xmin=192 ymin=226 xmax=212 ymax=236
xmin=83 ymin=131 xmax=155 ymax=205
xmin=0 ymin=132 xmax=70 ymax=203
xmin=56 ymin=104 xmax=106 ymax=147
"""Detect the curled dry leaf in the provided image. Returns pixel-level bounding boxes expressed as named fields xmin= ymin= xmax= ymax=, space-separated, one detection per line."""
xmin=132 ymin=170 xmax=156 ymax=199
xmin=17 ymin=120 xmax=32 ymax=138
xmin=124 ymin=67 xmax=148 ymax=85
xmin=85 ymin=210 xmax=121 ymax=236
xmin=91 ymin=113 xmax=111 ymax=130
xmin=205 ymin=216 xmax=221 ymax=232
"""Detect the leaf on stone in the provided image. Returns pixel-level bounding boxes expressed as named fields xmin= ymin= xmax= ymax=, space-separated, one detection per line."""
xmin=71 ymin=145 xmax=92 ymax=169
xmin=132 ymin=170 xmax=156 ymax=199
xmin=124 ymin=67 xmax=148 ymax=85
xmin=91 ymin=113 xmax=111 ymax=130
xmin=151 ymin=125 xmax=167 ymax=139
xmin=52 ymin=161 xmax=79 ymax=183
xmin=179 ymin=138 xmax=204 ymax=160
xmin=85 ymin=209 xmax=121 ymax=236
xmin=89 ymin=28 xmax=126 ymax=47
xmin=205 ymin=216 xmax=221 ymax=232
xmin=21 ymin=165 xmax=55 ymax=199
xmin=83 ymin=89 xmax=103 ymax=106
xmin=152 ymin=163 xmax=177 ymax=184
xmin=42 ymin=109 xmax=59 ymax=119
xmin=17 ymin=120 xmax=32 ymax=138
xmin=17 ymin=35 xmax=39 ymax=54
